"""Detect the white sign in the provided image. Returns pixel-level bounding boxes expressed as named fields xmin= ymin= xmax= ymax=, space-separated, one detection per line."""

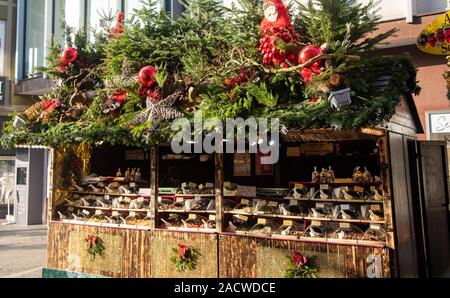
xmin=430 ymin=113 xmax=450 ymax=133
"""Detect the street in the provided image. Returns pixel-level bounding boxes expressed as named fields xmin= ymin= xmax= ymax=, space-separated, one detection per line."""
xmin=0 ymin=222 xmax=47 ymax=278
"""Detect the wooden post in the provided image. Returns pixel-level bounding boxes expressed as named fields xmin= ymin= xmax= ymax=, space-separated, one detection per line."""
xmin=150 ymin=145 xmax=159 ymax=229
xmin=215 ymin=153 xmax=224 ymax=233
xmin=47 ymin=148 xmax=57 ymax=223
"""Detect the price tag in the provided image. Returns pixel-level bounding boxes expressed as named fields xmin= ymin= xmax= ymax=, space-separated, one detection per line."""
xmin=82 ymin=210 xmax=90 ymax=216
xmin=268 ymin=201 xmax=279 ymax=207
xmin=176 ymin=197 xmax=184 ymax=203
xmin=67 ymin=207 xmax=74 ymax=212
xmin=258 ymin=218 xmax=267 ymax=225
xmin=341 ymin=204 xmax=351 ymax=211
xmin=147 ymin=212 xmax=152 ymax=218
xmin=95 ymin=210 xmax=103 ymax=215
xmin=316 ymin=203 xmax=325 ymax=209
xmin=189 ymin=182 xmax=198 ymax=188
xmin=370 ymin=186 xmax=377 ymax=192
xmin=112 ymin=211 xmax=120 ymax=217
xmin=290 ymin=200 xmax=299 ymax=206
xmin=340 ymin=222 xmax=351 ymax=229
xmin=206 ymin=183 xmax=214 ymax=188
xmin=137 ymin=197 xmax=145 ymax=203
xmin=370 ymin=224 xmax=381 ymax=231
xmin=236 ymin=215 xmax=248 ymax=222
xmin=182 ymin=183 xmax=188 ymax=188
xmin=209 ymin=215 xmax=216 ymax=221
xmin=370 ymin=205 xmax=381 ymax=211
xmin=195 ymin=196 xmax=202 ymax=201
xmin=224 ymin=182 xmax=231 ymax=187
xmin=241 ymin=199 xmax=250 ymax=205
xmin=198 ymin=184 xmax=204 ymax=190
xmin=130 ymin=183 xmax=136 ymax=188
xmin=355 ymin=186 xmax=365 ymax=193
xmin=311 ymin=221 xmax=322 ymax=227
xmin=320 ymin=184 xmax=329 ymax=190
xmin=129 ymin=211 xmax=137 ymax=217
xmin=189 ymin=214 xmax=197 ymax=220
xmin=295 ymin=184 xmax=304 ymax=190
xmin=283 ymin=220 xmax=294 ymax=226
xmin=104 ymin=194 xmax=110 ymax=201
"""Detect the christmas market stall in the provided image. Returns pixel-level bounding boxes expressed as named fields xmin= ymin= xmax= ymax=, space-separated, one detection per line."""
xmin=1 ymin=0 xmax=438 ymax=278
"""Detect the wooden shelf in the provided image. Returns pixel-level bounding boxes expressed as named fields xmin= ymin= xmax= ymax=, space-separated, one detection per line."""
xmin=224 ymin=211 xmax=385 ymax=225
xmin=289 ymin=182 xmax=383 ymax=187
xmin=284 ymin=197 xmax=385 ymax=204
xmin=75 ymin=205 xmax=151 ymax=213
xmin=221 ymin=231 xmax=387 ymax=248
xmin=53 ymin=220 xmax=152 ymax=231
xmin=158 ymin=210 xmax=216 ymax=214
xmin=73 ymin=191 xmax=151 ymax=198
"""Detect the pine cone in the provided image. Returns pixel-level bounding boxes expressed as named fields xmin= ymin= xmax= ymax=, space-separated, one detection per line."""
xmin=330 ymin=74 xmax=343 ymax=86
xmin=24 ymin=102 xmax=44 ymax=121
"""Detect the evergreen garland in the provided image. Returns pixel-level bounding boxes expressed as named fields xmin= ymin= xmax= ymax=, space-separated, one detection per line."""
xmin=0 ymin=0 xmax=419 ymax=149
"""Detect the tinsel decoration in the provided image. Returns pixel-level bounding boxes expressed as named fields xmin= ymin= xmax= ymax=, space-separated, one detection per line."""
xmin=106 ymin=58 xmax=139 ymax=90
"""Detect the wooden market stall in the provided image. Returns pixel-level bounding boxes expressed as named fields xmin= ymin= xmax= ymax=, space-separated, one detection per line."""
xmin=43 ymin=93 xmax=447 ymax=279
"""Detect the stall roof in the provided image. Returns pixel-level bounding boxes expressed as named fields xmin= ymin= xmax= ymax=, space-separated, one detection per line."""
xmin=282 ymin=129 xmax=378 ymax=142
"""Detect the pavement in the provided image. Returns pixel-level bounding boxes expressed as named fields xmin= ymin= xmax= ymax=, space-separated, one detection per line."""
xmin=0 ymin=222 xmax=47 ymax=278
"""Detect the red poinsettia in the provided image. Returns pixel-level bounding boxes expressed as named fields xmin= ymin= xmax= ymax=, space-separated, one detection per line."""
xmin=87 ymin=235 xmax=98 ymax=247
xmin=42 ymin=99 xmax=62 ymax=111
xmin=177 ymin=244 xmax=190 ymax=260
xmin=291 ymin=251 xmax=309 ymax=268
xmin=60 ymin=48 xmax=78 ymax=66
xmin=111 ymin=90 xmax=128 ymax=105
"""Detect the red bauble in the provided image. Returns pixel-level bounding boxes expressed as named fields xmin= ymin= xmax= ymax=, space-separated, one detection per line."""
xmin=112 ymin=90 xmax=128 ymax=105
xmin=298 ymin=45 xmax=323 ymax=65
xmin=139 ymin=66 xmax=157 ymax=88
xmin=300 ymin=68 xmax=313 ymax=83
xmin=60 ymin=48 xmax=78 ymax=65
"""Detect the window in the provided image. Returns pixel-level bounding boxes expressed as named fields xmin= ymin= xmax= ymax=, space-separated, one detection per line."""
xmin=53 ymin=0 xmax=85 ymax=45
xmin=125 ymin=0 xmax=146 ymax=19
xmin=0 ymin=20 xmax=5 ymax=77
xmin=416 ymin=0 xmax=448 ymax=15
xmin=24 ymin=0 xmax=46 ymax=78
xmin=87 ymin=0 xmax=120 ymax=30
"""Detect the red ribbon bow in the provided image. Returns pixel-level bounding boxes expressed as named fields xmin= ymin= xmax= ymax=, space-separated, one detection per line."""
xmin=177 ymin=244 xmax=190 ymax=260
xmin=291 ymin=251 xmax=308 ymax=268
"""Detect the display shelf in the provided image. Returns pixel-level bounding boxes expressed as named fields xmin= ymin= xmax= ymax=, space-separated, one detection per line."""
xmin=159 ymin=194 xmax=215 ymax=198
xmin=75 ymin=205 xmax=151 ymax=213
xmin=73 ymin=191 xmax=152 ymax=198
xmin=283 ymin=197 xmax=385 ymax=204
xmin=158 ymin=209 xmax=216 ymax=214
xmin=289 ymin=182 xmax=383 ymax=188
xmin=224 ymin=211 xmax=385 ymax=224
xmin=221 ymin=231 xmax=387 ymax=248
xmin=53 ymin=220 xmax=152 ymax=231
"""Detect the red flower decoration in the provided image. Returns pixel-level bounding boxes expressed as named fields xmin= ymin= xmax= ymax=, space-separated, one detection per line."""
xmin=291 ymin=251 xmax=308 ymax=268
xmin=111 ymin=90 xmax=128 ymax=105
xmin=43 ymin=99 xmax=61 ymax=111
xmin=111 ymin=11 xmax=125 ymax=35
xmin=60 ymin=48 xmax=78 ymax=66
xmin=177 ymin=244 xmax=190 ymax=260
xmin=147 ymin=88 xmax=162 ymax=102
xmin=139 ymin=66 xmax=157 ymax=88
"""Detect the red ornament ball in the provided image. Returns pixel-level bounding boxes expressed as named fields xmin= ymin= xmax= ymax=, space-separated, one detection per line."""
xmin=298 ymin=45 xmax=323 ymax=64
xmin=60 ymin=48 xmax=78 ymax=65
xmin=139 ymin=66 xmax=157 ymax=88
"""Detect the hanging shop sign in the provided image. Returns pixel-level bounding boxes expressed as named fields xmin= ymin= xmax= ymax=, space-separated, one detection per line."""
xmin=234 ymin=153 xmax=251 ymax=177
xmin=299 ymin=142 xmax=334 ymax=156
xmin=429 ymin=112 xmax=450 ymax=134
xmin=256 ymin=151 xmax=274 ymax=176
xmin=417 ymin=11 xmax=450 ymax=55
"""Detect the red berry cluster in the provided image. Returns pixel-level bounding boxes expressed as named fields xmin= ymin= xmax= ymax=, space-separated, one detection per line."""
xmin=224 ymin=70 xmax=249 ymax=89
xmin=259 ymin=27 xmax=300 ymax=68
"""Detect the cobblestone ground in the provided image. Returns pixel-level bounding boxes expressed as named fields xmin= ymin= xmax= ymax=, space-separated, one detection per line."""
xmin=0 ymin=222 xmax=47 ymax=278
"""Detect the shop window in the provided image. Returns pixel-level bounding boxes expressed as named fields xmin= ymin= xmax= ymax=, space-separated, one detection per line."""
xmin=53 ymin=0 xmax=85 ymax=46
xmin=125 ymin=0 xmax=146 ymax=19
xmin=87 ymin=0 xmax=120 ymax=30
xmin=0 ymin=157 xmax=15 ymax=207
xmin=24 ymin=0 xmax=46 ymax=78
xmin=416 ymin=0 xmax=448 ymax=15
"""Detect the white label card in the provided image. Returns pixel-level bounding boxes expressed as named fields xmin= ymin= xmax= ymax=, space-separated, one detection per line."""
xmin=104 ymin=195 xmax=110 ymax=201
xmin=341 ymin=205 xmax=351 ymax=211
xmin=82 ymin=210 xmax=90 ymax=216
xmin=311 ymin=221 xmax=322 ymax=227
xmin=112 ymin=211 xmax=120 ymax=217
xmin=320 ymin=185 xmax=329 ymax=190
xmin=129 ymin=211 xmax=137 ymax=217
xmin=130 ymin=183 xmax=136 ymax=188
xmin=316 ymin=203 xmax=325 ymax=209
xmin=268 ymin=201 xmax=279 ymax=207
xmin=95 ymin=210 xmax=103 ymax=215
xmin=371 ymin=205 xmax=381 ymax=211
xmin=283 ymin=220 xmax=294 ymax=226
xmin=176 ymin=197 xmax=184 ymax=203
xmin=237 ymin=215 xmax=248 ymax=222
xmin=290 ymin=200 xmax=299 ymax=206
xmin=189 ymin=214 xmax=197 ymax=220
xmin=68 ymin=207 xmax=74 ymax=212
xmin=209 ymin=215 xmax=216 ymax=221
xmin=370 ymin=224 xmax=381 ymax=230
xmin=340 ymin=223 xmax=351 ymax=229
xmin=241 ymin=199 xmax=250 ymax=205
xmin=258 ymin=218 xmax=267 ymax=225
